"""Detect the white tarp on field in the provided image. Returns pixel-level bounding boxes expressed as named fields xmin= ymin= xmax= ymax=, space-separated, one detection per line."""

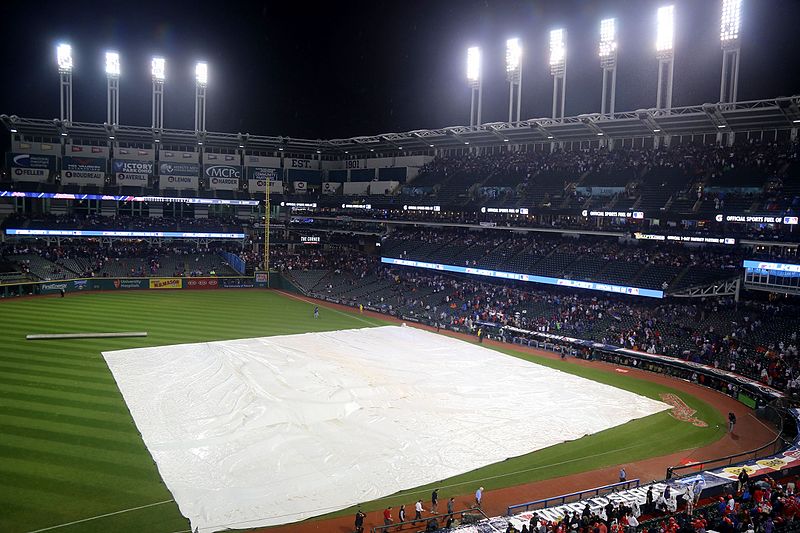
xmin=103 ymin=325 xmax=670 ymax=533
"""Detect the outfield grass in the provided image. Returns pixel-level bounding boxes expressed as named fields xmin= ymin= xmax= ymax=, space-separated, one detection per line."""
xmin=0 ymin=290 xmax=724 ymax=533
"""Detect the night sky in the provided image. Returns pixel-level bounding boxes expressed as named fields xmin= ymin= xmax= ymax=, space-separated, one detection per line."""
xmin=1 ymin=0 xmax=799 ymax=140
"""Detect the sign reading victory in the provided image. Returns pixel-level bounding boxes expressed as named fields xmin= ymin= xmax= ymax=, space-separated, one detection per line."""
xmin=113 ymin=160 xmax=154 ymax=175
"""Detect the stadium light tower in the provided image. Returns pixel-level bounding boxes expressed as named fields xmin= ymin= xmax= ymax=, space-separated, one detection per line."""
xmin=105 ymin=51 xmax=120 ymax=126
xmin=151 ymin=57 xmax=165 ymax=130
xmin=655 ymin=5 xmax=675 ymax=111
xmin=195 ymin=61 xmax=207 ymax=132
xmin=550 ymin=29 xmax=567 ymax=120
xmin=56 ymin=43 xmax=73 ymax=123
xmin=720 ymin=0 xmax=742 ymax=103
xmin=599 ymin=18 xmax=618 ymax=116
xmin=505 ymin=38 xmax=522 ymax=124
xmin=467 ymin=47 xmax=482 ymax=127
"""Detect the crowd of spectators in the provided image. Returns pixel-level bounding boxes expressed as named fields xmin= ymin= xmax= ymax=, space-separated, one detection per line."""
xmin=0 ymin=213 xmax=244 ymax=232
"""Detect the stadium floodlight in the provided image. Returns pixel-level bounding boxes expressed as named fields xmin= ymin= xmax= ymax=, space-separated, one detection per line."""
xmin=721 ymin=0 xmax=742 ymax=43
xmin=196 ymin=61 xmax=208 ymax=86
xmin=467 ymin=46 xmax=483 ymax=127
xmin=549 ymin=29 xmax=567 ymax=120
xmin=151 ymin=57 xmax=165 ymax=129
xmin=151 ymin=57 xmax=166 ymax=81
xmin=505 ymin=38 xmax=521 ymax=74
xmin=599 ymin=18 xmax=617 ymax=59
xmin=57 ymin=43 xmax=73 ymax=73
xmin=549 ymin=29 xmax=566 ymax=69
xmin=505 ymin=38 xmax=523 ymax=123
xmin=56 ymin=44 xmax=73 ymax=123
xmin=467 ymin=46 xmax=481 ymax=83
xmin=656 ymin=5 xmax=675 ymax=55
xmin=719 ymin=0 xmax=742 ymax=104
xmin=106 ymin=51 xmax=120 ymax=126
xmin=105 ymin=51 xmax=120 ymax=77
xmin=599 ymin=18 xmax=618 ymax=116
xmin=656 ymin=5 xmax=675 ymax=112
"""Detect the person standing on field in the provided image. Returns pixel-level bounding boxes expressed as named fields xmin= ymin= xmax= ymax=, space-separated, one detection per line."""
xmin=431 ymin=488 xmax=439 ymax=513
xmin=475 ymin=486 xmax=484 ymax=507
xmin=414 ymin=499 xmax=424 ymax=523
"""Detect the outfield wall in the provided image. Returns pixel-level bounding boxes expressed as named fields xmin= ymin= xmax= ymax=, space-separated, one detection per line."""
xmin=0 ymin=275 xmax=271 ymax=298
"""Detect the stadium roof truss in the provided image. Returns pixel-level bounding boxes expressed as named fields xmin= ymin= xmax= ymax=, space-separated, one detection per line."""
xmin=2 ymin=96 xmax=799 ymax=156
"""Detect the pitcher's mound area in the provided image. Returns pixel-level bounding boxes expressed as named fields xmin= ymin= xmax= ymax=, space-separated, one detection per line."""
xmin=103 ymin=325 xmax=669 ymax=532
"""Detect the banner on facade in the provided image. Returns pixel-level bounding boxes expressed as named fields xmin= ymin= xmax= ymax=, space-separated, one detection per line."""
xmin=61 ymin=170 xmax=105 ymax=186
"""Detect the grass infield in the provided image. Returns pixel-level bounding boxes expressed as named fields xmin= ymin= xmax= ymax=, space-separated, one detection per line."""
xmin=0 ymin=290 xmax=725 ymax=532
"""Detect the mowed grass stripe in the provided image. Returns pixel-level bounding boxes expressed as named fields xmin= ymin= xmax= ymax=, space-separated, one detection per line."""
xmin=0 ymin=290 xmax=723 ymax=533
xmin=0 ymin=290 xmax=378 ymax=533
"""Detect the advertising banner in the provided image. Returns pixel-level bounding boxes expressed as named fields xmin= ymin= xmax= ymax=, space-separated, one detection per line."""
xmin=161 ymin=151 xmax=198 ymax=162
xmin=204 ymin=164 xmax=242 ymax=179
xmin=11 ymin=167 xmax=49 ymax=181
xmin=286 ymin=158 xmax=315 ymax=170
xmin=204 ymin=153 xmax=238 ymax=164
xmin=205 ymin=165 xmax=242 ymax=190
xmin=246 ymin=167 xmax=281 ymax=180
xmin=158 ymin=162 xmax=200 ymax=177
xmin=61 ymin=170 xmax=105 ymax=186
xmin=69 ymin=145 xmax=108 ymax=156
xmin=185 ymin=278 xmax=220 ymax=289
xmin=149 ymin=278 xmax=183 ymax=289
xmin=322 ymin=182 xmax=341 ymax=194
xmin=8 ymin=153 xmax=57 ymax=170
xmin=116 ymin=148 xmax=154 ymax=160
xmin=247 ymin=179 xmax=284 ymax=194
xmin=113 ymin=160 xmax=154 ymax=175
xmin=293 ymin=181 xmax=308 ymax=193
xmin=221 ymin=278 xmax=255 ymax=288
xmin=159 ymin=175 xmax=199 ymax=190
xmin=343 ymin=159 xmax=366 ymax=169
xmin=116 ymin=173 xmax=150 ymax=186
xmin=208 ymin=176 xmax=241 ymax=190
xmin=63 ymin=156 xmax=106 ymax=173
xmin=110 ymin=279 xmax=149 ymax=290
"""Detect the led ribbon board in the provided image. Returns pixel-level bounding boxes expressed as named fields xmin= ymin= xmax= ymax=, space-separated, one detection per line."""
xmin=6 ymin=229 xmax=246 ymax=239
xmin=0 ymin=190 xmax=259 ymax=206
xmin=381 ymin=257 xmax=664 ymax=298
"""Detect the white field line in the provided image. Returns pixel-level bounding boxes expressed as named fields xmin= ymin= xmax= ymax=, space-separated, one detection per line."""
xmin=26 ymin=499 xmax=174 ymax=533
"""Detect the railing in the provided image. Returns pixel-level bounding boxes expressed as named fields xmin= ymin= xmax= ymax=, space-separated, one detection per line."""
xmin=506 ymin=479 xmax=640 ymax=516
xmin=666 ymin=402 xmax=793 ymax=479
xmin=370 ymin=507 xmax=485 ymax=533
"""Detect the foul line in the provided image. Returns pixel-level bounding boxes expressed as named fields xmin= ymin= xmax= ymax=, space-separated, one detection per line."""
xmin=275 ymin=290 xmax=384 ymax=327
xmin=26 ymin=500 xmax=174 ymax=533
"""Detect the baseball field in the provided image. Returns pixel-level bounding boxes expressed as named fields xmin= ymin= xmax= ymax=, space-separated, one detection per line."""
xmin=0 ymin=290 xmax=726 ymax=533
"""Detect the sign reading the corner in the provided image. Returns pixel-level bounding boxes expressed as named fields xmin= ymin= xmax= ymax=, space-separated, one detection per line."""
xmin=149 ymin=278 xmax=183 ymax=289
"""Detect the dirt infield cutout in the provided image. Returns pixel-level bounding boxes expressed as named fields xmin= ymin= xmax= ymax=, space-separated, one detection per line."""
xmin=659 ymin=393 xmax=709 ymax=427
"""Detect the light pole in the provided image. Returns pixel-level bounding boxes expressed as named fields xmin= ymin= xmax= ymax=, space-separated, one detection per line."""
xmin=151 ymin=57 xmax=165 ymax=130
xmin=599 ymin=19 xmax=617 ymax=117
xmin=550 ymin=29 xmax=567 ymax=120
xmin=195 ymin=61 xmax=208 ymax=132
xmin=505 ymin=38 xmax=522 ymax=124
xmin=105 ymin=51 xmax=120 ymax=126
xmin=467 ymin=47 xmax=482 ymax=127
xmin=655 ymin=5 xmax=675 ymax=111
xmin=56 ymin=44 xmax=73 ymax=123
xmin=719 ymin=0 xmax=742 ymax=104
